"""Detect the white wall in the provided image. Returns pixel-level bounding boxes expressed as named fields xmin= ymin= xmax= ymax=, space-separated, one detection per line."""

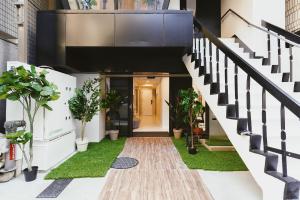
xmin=160 ymin=77 xmax=169 ymax=130
xmin=221 ymin=0 xmax=285 ymax=57
xmin=72 ymin=74 xmax=105 ymax=143
xmin=169 ymin=0 xmax=180 ymax=10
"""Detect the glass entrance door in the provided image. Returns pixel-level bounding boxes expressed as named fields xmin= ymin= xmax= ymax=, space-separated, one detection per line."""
xmin=109 ymin=77 xmax=133 ymax=137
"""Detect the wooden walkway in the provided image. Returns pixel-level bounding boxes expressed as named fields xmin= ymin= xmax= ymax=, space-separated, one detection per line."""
xmin=99 ymin=137 xmax=213 ymax=200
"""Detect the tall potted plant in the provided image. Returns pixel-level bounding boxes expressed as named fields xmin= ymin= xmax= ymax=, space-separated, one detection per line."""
xmin=0 ymin=66 xmax=60 ymax=181
xmin=68 ymin=78 xmax=101 ymax=152
xmin=165 ymin=97 xmax=186 ymax=139
xmin=100 ymin=89 xmax=122 ymax=140
xmin=179 ymin=88 xmax=204 ymax=154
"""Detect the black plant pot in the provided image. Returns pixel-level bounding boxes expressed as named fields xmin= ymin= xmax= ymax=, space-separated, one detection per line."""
xmin=188 ymin=146 xmax=197 ymax=154
xmin=23 ymin=166 xmax=38 ymax=182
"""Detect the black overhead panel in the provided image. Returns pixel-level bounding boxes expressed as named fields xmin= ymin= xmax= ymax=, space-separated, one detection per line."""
xmin=195 ymin=0 xmax=221 ymax=37
xmin=66 ymin=47 xmax=188 ymax=73
xmin=36 ymin=10 xmax=193 ymax=73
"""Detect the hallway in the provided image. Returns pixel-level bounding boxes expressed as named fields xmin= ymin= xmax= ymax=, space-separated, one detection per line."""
xmin=99 ymin=137 xmax=213 ymax=200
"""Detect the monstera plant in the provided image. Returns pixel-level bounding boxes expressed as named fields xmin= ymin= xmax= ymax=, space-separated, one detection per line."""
xmin=0 ymin=66 xmax=60 ymax=181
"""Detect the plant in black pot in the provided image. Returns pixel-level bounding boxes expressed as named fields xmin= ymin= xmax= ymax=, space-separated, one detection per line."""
xmin=5 ymin=130 xmax=34 ymax=181
xmin=100 ymin=89 xmax=122 ymax=140
xmin=0 ymin=66 xmax=60 ymax=181
xmin=68 ymin=78 xmax=101 ymax=152
xmin=179 ymin=88 xmax=203 ymax=154
xmin=165 ymin=96 xmax=186 ymax=139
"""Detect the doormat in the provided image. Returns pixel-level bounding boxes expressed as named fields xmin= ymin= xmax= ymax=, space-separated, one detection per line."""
xmin=111 ymin=157 xmax=139 ymax=169
xmin=36 ymin=179 xmax=72 ymax=198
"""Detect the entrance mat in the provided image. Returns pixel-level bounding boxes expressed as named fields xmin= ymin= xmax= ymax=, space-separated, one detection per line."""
xmin=36 ymin=179 xmax=72 ymax=198
xmin=111 ymin=157 xmax=139 ymax=169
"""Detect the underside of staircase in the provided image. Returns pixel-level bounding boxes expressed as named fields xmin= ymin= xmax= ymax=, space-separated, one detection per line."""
xmin=185 ymin=18 xmax=300 ymax=200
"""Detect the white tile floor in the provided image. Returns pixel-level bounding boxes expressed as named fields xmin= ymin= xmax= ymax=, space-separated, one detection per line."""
xmin=0 ymin=171 xmax=106 ymax=200
xmin=133 ymin=115 xmax=168 ymax=132
xmin=198 ymin=170 xmax=263 ymax=200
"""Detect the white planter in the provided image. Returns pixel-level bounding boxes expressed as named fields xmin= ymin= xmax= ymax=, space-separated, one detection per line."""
xmin=109 ymin=130 xmax=119 ymax=141
xmin=173 ymin=128 xmax=183 ymax=139
xmin=75 ymin=138 xmax=89 ymax=152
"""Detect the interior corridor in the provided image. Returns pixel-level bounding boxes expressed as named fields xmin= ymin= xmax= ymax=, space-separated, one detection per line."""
xmin=132 ymin=75 xmax=169 ymax=133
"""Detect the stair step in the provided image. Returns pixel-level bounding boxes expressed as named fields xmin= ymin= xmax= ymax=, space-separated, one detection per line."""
xmin=249 ymin=134 xmax=262 ymax=150
xmin=294 ymin=82 xmax=300 ymax=92
xmin=271 ymin=65 xmax=280 ymax=73
xmin=265 ymin=172 xmax=300 ymax=200
xmin=262 ymin=58 xmax=271 ymax=65
xmin=204 ymin=74 xmax=211 ymax=85
xmin=250 ymin=149 xmax=278 ymax=172
xmin=237 ymin=118 xmax=248 ymax=135
xmin=282 ymin=73 xmax=290 ymax=82
xmin=226 ymin=104 xmax=238 ymax=120
xmin=199 ymin=66 xmax=205 ymax=76
xmin=218 ymin=93 xmax=228 ymax=106
xmin=194 ymin=59 xmax=201 ymax=69
xmin=210 ymin=82 xmax=220 ymax=95
xmin=191 ymin=52 xmax=197 ymax=62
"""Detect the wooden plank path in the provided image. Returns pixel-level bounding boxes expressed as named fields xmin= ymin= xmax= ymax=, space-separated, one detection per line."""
xmin=99 ymin=137 xmax=213 ymax=200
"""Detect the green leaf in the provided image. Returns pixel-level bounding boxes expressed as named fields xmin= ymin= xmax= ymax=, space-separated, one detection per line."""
xmin=31 ymin=82 xmax=42 ymax=92
xmin=41 ymin=86 xmax=53 ymax=96
xmin=42 ymin=104 xmax=53 ymax=111
xmin=0 ymin=93 xmax=8 ymax=99
xmin=30 ymin=65 xmax=36 ymax=74
xmin=7 ymin=93 xmax=20 ymax=101
xmin=16 ymin=66 xmax=28 ymax=78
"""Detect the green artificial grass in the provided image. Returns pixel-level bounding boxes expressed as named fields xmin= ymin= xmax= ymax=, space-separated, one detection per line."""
xmin=172 ymin=138 xmax=248 ymax=171
xmin=206 ymin=139 xmax=232 ymax=146
xmin=45 ymin=137 xmax=126 ymax=179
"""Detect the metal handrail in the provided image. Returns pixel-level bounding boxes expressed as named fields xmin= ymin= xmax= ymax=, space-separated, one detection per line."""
xmin=194 ymin=17 xmax=300 ymax=119
xmin=221 ymin=9 xmax=300 ymax=48
xmin=261 ymin=20 xmax=300 ymax=45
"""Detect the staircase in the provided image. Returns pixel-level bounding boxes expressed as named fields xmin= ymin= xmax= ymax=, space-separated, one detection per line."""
xmin=184 ymin=17 xmax=300 ymax=200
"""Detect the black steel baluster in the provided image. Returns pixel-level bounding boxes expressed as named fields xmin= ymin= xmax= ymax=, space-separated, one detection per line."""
xmin=191 ymin=30 xmax=197 ymax=62
xmin=199 ymin=37 xmax=207 ymax=76
xmin=204 ymin=40 xmax=212 ymax=84
xmin=210 ymin=48 xmax=220 ymax=94
xmin=234 ymin=64 xmax=239 ymax=118
xmin=216 ymin=48 xmax=220 ymax=85
xmin=263 ymin=32 xmax=271 ymax=65
xmin=209 ymin=41 xmax=213 ymax=82
xmin=246 ymin=75 xmax=252 ymax=134
xmin=225 ymin=56 xmax=229 ymax=102
xmin=262 ymin=89 xmax=268 ymax=152
xmin=280 ymin=104 xmax=288 ymax=177
xmin=277 ymin=38 xmax=281 ymax=73
xmin=267 ymin=33 xmax=271 ymax=64
xmin=198 ymin=35 xmax=202 ymax=67
xmin=288 ymin=44 xmax=294 ymax=82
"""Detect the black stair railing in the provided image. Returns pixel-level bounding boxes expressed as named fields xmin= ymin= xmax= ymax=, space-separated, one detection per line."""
xmin=222 ymin=9 xmax=300 ymax=88
xmin=192 ymin=17 xmax=300 ymax=199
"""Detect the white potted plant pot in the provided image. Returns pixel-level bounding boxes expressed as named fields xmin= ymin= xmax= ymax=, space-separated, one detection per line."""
xmin=173 ymin=128 xmax=183 ymax=139
xmin=109 ymin=130 xmax=119 ymax=141
xmin=76 ymin=138 xmax=89 ymax=152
